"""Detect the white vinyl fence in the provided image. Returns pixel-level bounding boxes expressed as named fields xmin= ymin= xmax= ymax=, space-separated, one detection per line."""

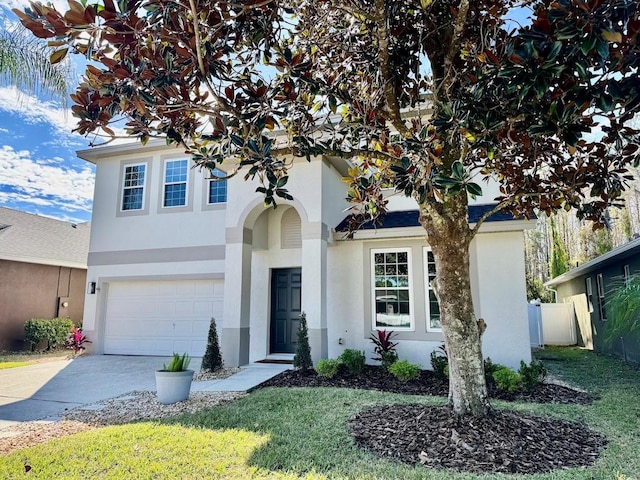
xmin=528 ymin=303 xmax=576 ymax=347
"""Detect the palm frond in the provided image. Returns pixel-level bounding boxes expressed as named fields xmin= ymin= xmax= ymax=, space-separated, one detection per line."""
xmin=0 ymin=18 xmax=70 ymax=104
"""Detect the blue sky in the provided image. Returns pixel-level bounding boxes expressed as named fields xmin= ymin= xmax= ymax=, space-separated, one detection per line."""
xmin=0 ymin=1 xmax=95 ymax=224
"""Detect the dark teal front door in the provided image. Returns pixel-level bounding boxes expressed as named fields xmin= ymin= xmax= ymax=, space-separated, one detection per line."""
xmin=270 ymin=268 xmax=302 ymax=353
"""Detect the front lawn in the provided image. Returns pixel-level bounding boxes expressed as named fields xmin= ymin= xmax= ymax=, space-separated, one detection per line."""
xmin=1 ymin=347 xmax=639 ymax=479
xmin=0 ymin=350 xmax=69 ymax=369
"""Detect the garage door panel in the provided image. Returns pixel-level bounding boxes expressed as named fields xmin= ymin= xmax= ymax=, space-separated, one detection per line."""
xmin=104 ymin=280 xmax=224 ymax=356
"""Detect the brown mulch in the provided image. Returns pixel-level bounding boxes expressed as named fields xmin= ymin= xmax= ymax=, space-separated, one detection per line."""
xmin=259 ymin=365 xmax=606 ymax=474
xmin=257 ymin=365 xmax=595 ymax=404
xmin=349 ymin=405 xmax=607 ymax=474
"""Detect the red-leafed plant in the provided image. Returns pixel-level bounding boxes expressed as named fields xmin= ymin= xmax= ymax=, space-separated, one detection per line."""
xmin=66 ymin=326 xmax=91 ymax=356
xmin=369 ymin=330 xmax=399 ymax=370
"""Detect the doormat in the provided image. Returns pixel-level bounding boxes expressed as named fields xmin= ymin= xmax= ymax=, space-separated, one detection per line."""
xmin=256 ymin=359 xmax=293 ymax=364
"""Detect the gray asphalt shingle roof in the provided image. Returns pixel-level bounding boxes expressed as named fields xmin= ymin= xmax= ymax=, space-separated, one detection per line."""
xmin=0 ymin=207 xmax=90 ymax=269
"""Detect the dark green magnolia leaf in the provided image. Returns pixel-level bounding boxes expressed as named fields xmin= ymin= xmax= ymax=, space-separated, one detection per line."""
xmin=451 ymin=161 xmax=465 ymax=179
xmin=230 ymin=134 xmax=244 ymax=147
xmin=466 ymin=182 xmax=483 ymax=197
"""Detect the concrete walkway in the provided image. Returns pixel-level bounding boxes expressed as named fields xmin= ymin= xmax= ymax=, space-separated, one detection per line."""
xmin=0 ymin=355 xmax=290 ymax=434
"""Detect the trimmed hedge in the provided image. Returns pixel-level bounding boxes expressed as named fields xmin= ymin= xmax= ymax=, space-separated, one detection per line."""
xmin=24 ymin=318 xmax=75 ymax=351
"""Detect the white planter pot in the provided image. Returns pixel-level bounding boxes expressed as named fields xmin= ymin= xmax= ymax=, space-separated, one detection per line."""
xmin=155 ymin=370 xmax=194 ymax=404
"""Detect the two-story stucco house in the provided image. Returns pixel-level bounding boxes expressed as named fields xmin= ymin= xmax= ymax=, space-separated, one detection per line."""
xmin=79 ymin=141 xmax=533 ymax=369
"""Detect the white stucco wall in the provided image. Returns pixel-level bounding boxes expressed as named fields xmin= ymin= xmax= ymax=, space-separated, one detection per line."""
xmin=326 ymin=230 xmax=531 ymax=370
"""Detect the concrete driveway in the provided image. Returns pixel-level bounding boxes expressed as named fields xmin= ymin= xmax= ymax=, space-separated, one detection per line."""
xmin=0 ymin=355 xmax=290 ymax=433
xmin=0 ymin=355 xmax=192 ymax=431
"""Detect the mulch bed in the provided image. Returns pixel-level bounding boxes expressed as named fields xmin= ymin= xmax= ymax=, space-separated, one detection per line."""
xmin=349 ymin=404 xmax=607 ymax=474
xmin=257 ymin=365 xmax=595 ymax=405
xmin=258 ymin=365 xmax=606 ymax=474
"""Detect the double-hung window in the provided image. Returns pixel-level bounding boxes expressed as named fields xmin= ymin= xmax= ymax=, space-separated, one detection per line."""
xmin=163 ymin=159 xmax=188 ymax=207
xmin=371 ymin=248 xmax=413 ymax=330
xmin=207 ymin=168 xmax=227 ymax=204
xmin=122 ymin=163 xmax=146 ymax=211
xmin=423 ymin=248 xmax=441 ymax=331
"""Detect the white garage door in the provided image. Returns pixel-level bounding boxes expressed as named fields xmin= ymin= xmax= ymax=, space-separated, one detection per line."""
xmin=104 ymin=279 xmax=224 ymax=356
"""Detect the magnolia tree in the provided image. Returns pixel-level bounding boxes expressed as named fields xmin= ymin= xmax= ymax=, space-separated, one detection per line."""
xmin=16 ymin=0 xmax=640 ymax=415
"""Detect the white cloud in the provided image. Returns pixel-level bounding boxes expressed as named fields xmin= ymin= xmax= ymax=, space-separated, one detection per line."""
xmin=0 ymin=145 xmax=94 ymax=213
xmin=0 ymin=87 xmax=80 ymax=138
xmin=0 ymin=86 xmax=127 ymax=145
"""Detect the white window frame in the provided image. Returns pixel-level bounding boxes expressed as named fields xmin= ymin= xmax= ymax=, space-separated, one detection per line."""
xmin=162 ymin=159 xmax=189 ymax=208
xmin=624 ymin=264 xmax=631 ymax=287
xmin=596 ymin=273 xmax=607 ymax=321
xmin=423 ymin=247 xmax=442 ymax=332
xmin=207 ymin=168 xmax=228 ymax=205
xmin=585 ymin=277 xmax=594 ymax=313
xmin=371 ymin=248 xmax=414 ymax=331
xmin=121 ymin=162 xmax=147 ymax=211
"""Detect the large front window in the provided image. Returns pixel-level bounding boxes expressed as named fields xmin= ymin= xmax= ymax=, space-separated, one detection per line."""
xmin=372 ymin=248 xmax=413 ymax=330
xmin=121 ymin=163 xmax=146 ymax=211
xmin=424 ymin=248 xmax=441 ymax=331
xmin=163 ymin=159 xmax=188 ymax=207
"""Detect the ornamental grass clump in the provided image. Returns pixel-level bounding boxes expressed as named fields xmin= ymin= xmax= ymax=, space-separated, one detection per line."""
xmin=338 ymin=349 xmax=366 ymax=375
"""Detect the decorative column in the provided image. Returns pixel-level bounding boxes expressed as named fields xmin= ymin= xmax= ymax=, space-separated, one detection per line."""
xmin=301 ymin=222 xmax=329 ymax=362
xmin=221 ymin=226 xmax=252 ymax=366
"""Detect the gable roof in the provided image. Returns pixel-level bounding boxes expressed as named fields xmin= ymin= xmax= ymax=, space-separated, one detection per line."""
xmin=0 ymin=207 xmax=90 ymax=269
xmin=335 ymin=204 xmax=520 ymax=232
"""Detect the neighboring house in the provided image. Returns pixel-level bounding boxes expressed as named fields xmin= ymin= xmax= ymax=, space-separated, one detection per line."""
xmin=78 ymin=141 xmax=533 ymax=369
xmin=546 ymin=237 xmax=640 ymax=363
xmin=0 ymin=207 xmax=90 ymax=351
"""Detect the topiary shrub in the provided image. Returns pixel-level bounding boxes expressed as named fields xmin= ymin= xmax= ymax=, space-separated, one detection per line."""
xmin=24 ymin=318 xmax=74 ymax=351
xmin=201 ymin=317 xmax=223 ymax=372
xmin=388 ymin=359 xmax=421 ymax=382
xmin=430 ymin=343 xmax=448 ymax=380
xmin=518 ymin=360 xmax=547 ymax=390
xmin=316 ymin=359 xmax=340 ymax=378
xmin=338 ymin=348 xmax=366 ymax=375
xmin=293 ymin=312 xmax=313 ymax=370
xmin=492 ymin=366 xmax=522 ymax=392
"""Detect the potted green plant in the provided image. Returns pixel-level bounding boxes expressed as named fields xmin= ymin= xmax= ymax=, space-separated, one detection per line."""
xmin=155 ymin=353 xmax=194 ymax=404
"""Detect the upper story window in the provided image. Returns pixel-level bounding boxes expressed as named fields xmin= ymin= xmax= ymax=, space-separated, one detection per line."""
xmin=423 ymin=248 xmax=441 ymax=331
xmin=122 ymin=163 xmax=146 ymax=211
xmin=163 ymin=159 xmax=188 ymax=207
xmin=371 ymin=248 xmax=414 ymax=330
xmin=207 ymin=168 xmax=227 ymax=204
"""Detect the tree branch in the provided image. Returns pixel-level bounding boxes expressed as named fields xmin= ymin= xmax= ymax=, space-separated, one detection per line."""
xmin=469 ymin=192 xmax=541 ymax=237
xmin=374 ymin=0 xmax=413 ymax=138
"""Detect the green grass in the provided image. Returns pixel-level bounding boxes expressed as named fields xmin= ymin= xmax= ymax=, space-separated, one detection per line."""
xmin=1 ymin=347 xmax=639 ymax=480
xmin=0 ymin=361 xmax=31 ymax=370
xmin=0 ymin=350 xmax=69 ymax=369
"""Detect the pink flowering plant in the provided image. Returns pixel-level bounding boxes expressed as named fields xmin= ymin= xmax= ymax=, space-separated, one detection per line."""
xmin=66 ymin=326 xmax=91 ymax=356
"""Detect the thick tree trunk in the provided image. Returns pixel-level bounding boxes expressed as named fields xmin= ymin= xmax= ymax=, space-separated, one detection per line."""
xmin=419 ymin=194 xmax=490 ymax=416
